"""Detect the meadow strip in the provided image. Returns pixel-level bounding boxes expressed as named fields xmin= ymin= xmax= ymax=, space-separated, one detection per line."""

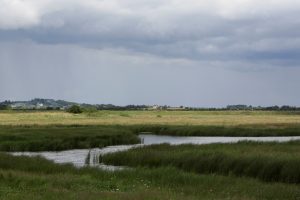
xmin=0 ymin=153 xmax=300 ymax=200
xmin=102 ymin=141 xmax=300 ymax=184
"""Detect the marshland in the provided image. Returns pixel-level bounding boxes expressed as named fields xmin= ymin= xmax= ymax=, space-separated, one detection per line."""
xmin=0 ymin=110 xmax=300 ymax=199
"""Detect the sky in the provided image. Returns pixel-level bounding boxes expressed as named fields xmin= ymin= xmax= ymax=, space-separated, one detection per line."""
xmin=0 ymin=0 xmax=300 ymax=107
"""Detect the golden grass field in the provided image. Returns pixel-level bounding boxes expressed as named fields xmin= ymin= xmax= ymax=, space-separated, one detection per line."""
xmin=0 ymin=110 xmax=300 ymax=126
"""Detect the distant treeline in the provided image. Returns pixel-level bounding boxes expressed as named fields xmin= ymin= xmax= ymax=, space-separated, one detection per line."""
xmin=95 ymin=105 xmax=300 ymax=111
xmin=165 ymin=105 xmax=300 ymax=111
xmin=0 ymin=99 xmax=299 ymax=111
xmin=225 ymin=105 xmax=300 ymax=111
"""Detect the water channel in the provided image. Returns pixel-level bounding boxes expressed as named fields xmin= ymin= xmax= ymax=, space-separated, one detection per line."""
xmin=11 ymin=134 xmax=300 ymax=170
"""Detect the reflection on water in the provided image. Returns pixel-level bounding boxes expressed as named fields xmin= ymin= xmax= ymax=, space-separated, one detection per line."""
xmin=11 ymin=134 xmax=300 ymax=170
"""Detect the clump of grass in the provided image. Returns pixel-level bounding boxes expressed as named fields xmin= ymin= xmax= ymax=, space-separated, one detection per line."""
xmin=119 ymin=113 xmax=130 ymax=117
xmin=156 ymin=115 xmax=162 ymax=118
xmin=102 ymin=141 xmax=300 ymax=184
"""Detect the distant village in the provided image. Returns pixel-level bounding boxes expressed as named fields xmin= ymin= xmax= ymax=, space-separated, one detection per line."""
xmin=0 ymin=99 xmax=188 ymax=111
xmin=0 ymin=98 xmax=299 ymax=111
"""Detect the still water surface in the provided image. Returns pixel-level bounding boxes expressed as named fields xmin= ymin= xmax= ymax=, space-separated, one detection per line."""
xmin=11 ymin=134 xmax=300 ymax=170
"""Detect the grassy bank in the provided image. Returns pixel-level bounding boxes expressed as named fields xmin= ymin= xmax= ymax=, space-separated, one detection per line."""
xmin=132 ymin=124 xmax=300 ymax=136
xmin=0 ymin=126 xmax=140 ymax=151
xmin=102 ymin=141 xmax=300 ymax=184
xmin=1 ymin=153 xmax=300 ymax=200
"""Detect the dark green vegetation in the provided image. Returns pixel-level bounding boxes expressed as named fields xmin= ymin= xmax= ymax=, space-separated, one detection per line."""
xmin=1 ymin=124 xmax=300 ymax=152
xmin=67 ymin=105 xmax=83 ymax=114
xmin=1 ymin=153 xmax=300 ymax=200
xmin=0 ymin=126 xmax=139 ymax=151
xmin=1 ymin=123 xmax=300 ymax=152
xmin=134 ymin=124 xmax=300 ymax=136
xmin=102 ymin=141 xmax=300 ymax=184
xmin=0 ymin=105 xmax=9 ymax=110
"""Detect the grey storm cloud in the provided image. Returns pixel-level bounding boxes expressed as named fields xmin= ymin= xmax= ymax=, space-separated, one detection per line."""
xmin=1 ymin=0 xmax=300 ymax=64
xmin=1 ymin=0 xmax=300 ymax=106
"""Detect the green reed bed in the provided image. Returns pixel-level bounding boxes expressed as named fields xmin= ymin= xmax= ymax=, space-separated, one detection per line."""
xmin=0 ymin=126 xmax=140 ymax=152
xmin=0 ymin=153 xmax=300 ymax=200
xmin=132 ymin=124 xmax=300 ymax=136
xmin=1 ymin=124 xmax=300 ymax=152
xmin=102 ymin=140 xmax=300 ymax=184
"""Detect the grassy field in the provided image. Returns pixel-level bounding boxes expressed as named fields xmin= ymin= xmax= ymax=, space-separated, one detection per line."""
xmin=1 ymin=110 xmax=300 ymax=199
xmin=1 ymin=153 xmax=300 ymax=200
xmin=102 ymin=141 xmax=300 ymax=184
xmin=0 ymin=110 xmax=300 ymax=126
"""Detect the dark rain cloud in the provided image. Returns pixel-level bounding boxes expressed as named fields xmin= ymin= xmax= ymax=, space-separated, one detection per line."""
xmin=0 ymin=0 xmax=300 ymax=66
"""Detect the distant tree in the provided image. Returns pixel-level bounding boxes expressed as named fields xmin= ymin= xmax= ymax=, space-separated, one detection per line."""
xmin=46 ymin=107 xmax=54 ymax=110
xmin=265 ymin=106 xmax=280 ymax=111
xmin=281 ymin=105 xmax=295 ymax=111
xmin=67 ymin=105 xmax=83 ymax=114
xmin=0 ymin=105 xmax=9 ymax=110
xmin=83 ymin=107 xmax=98 ymax=113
